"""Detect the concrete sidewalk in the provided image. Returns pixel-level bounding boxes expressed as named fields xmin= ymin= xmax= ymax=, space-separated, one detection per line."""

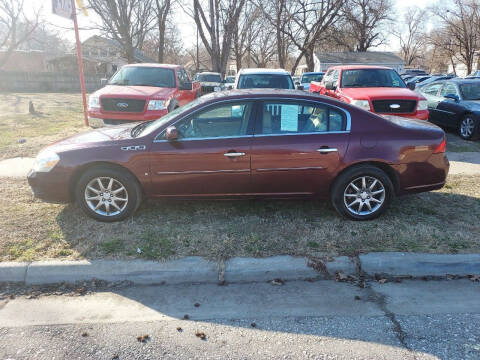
xmin=1 ymin=253 xmax=479 ymax=286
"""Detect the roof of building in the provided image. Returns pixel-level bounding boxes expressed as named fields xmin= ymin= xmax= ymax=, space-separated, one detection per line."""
xmin=316 ymin=52 xmax=404 ymax=65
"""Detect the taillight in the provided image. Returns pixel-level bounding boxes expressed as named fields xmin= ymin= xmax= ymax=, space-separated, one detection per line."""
xmin=433 ymin=137 xmax=446 ymax=153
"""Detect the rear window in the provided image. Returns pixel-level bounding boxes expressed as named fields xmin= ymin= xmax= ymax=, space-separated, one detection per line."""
xmin=238 ymin=74 xmax=294 ymax=89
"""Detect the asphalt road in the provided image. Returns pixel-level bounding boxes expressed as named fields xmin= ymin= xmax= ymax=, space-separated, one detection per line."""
xmin=1 ymin=279 xmax=479 ymax=360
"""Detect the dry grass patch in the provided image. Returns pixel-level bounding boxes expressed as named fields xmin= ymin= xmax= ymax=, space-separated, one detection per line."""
xmin=0 ymin=175 xmax=479 ymax=262
xmin=0 ymin=93 xmax=88 ymax=159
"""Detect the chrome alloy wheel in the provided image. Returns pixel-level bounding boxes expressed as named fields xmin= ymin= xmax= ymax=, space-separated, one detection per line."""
xmin=343 ymin=176 xmax=385 ymax=216
xmin=84 ymin=177 xmax=128 ymax=216
xmin=460 ymin=117 xmax=474 ymax=138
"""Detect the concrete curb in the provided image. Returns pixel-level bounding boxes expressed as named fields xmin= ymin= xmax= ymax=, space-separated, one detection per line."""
xmin=0 ymin=253 xmax=479 ymax=286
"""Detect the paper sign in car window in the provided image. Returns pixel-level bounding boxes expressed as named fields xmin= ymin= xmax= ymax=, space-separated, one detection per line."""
xmin=280 ymin=105 xmax=298 ymax=131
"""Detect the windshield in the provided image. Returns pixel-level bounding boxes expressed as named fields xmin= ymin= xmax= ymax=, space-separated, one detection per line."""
xmin=225 ymin=76 xmax=235 ymax=83
xmin=198 ymin=74 xmax=222 ymax=82
xmin=341 ymin=69 xmax=406 ymax=88
xmin=459 ymin=83 xmax=480 ymax=100
xmin=301 ymin=73 xmax=324 ymax=83
xmin=237 ymin=74 xmax=294 ymax=89
xmin=137 ymin=97 xmax=203 ymax=137
xmin=109 ymin=67 xmax=175 ymax=87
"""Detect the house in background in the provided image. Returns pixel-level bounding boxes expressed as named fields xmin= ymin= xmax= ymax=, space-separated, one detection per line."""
xmin=0 ymin=50 xmax=51 ymax=72
xmin=447 ymin=52 xmax=480 ymax=77
xmin=295 ymin=52 xmax=405 ymax=75
xmin=48 ymin=35 xmax=154 ymax=76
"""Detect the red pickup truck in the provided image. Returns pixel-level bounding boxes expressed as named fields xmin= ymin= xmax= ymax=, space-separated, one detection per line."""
xmin=88 ymin=64 xmax=201 ymax=126
xmin=309 ymin=65 xmax=428 ymax=120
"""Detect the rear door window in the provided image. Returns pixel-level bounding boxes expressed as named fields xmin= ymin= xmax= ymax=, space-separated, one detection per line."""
xmin=258 ymin=101 xmax=347 ymax=135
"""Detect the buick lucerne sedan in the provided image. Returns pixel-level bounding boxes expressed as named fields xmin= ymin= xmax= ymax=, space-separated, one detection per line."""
xmin=28 ymin=89 xmax=449 ymax=222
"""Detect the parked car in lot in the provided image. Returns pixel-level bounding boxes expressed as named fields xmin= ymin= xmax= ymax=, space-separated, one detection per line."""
xmin=235 ymin=68 xmax=295 ymax=89
xmin=299 ymin=72 xmax=325 ymax=91
xmin=222 ymin=75 xmax=236 ymax=90
xmin=419 ymin=79 xmax=480 ymax=140
xmin=309 ymin=65 xmax=429 ymax=120
xmin=28 ymin=89 xmax=448 ymax=222
xmin=415 ymin=75 xmax=456 ymax=89
xmin=88 ymin=64 xmax=201 ymax=127
xmin=195 ymin=72 xmax=223 ymax=94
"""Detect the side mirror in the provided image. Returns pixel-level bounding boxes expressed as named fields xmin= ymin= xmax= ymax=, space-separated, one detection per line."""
xmin=101 ymin=78 xmax=108 ymax=86
xmin=325 ymin=81 xmax=337 ymax=91
xmin=179 ymin=81 xmax=193 ymax=90
xmin=296 ymin=84 xmax=304 ymax=91
xmin=444 ymin=94 xmax=459 ymax=102
xmin=165 ymin=126 xmax=178 ymax=141
xmin=407 ymin=81 xmax=416 ymax=90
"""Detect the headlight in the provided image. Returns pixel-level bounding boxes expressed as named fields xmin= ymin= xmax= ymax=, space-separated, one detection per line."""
xmin=147 ymin=100 xmax=167 ymax=111
xmin=33 ymin=150 xmax=59 ymax=172
xmin=417 ymin=100 xmax=428 ymax=111
xmin=88 ymin=95 xmax=99 ymax=109
xmin=351 ymin=100 xmax=371 ymax=111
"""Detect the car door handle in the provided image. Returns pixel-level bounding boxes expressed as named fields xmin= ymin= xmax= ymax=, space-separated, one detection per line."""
xmin=224 ymin=152 xmax=245 ymax=157
xmin=317 ymin=148 xmax=338 ymax=153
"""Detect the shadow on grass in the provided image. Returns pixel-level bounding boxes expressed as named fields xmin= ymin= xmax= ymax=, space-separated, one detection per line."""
xmin=55 ymin=188 xmax=480 ymax=262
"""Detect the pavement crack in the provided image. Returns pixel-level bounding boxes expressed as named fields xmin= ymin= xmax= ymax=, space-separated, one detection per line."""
xmin=366 ymin=284 xmax=418 ymax=360
xmin=23 ymin=261 xmax=32 ymax=284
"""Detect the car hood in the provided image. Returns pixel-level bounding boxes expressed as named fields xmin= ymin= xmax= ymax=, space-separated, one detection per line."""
xmin=46 ymin=123 xmax=138 ymax=153
xmin=94 ymin=85 xmax=176 ymax=99
xmin=341 ymin=87 xmax=422 ymax=101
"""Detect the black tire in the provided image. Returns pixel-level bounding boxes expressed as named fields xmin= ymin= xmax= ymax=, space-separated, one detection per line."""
xmin=459 ymin=114 xmax=479 ymax=140
xmin=75 ymin=165 xmax=142 ymax=222
xmin=331 ymin=165 xmax=394 ymax=221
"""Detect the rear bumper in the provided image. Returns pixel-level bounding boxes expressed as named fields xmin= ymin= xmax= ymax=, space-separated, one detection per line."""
xmin=27 ymin=169 xmax=71 ymax=203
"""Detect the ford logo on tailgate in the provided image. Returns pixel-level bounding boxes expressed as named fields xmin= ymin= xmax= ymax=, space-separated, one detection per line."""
xmin=117 ymin=102 xmax=129 ymax=108
xmin=389 ymin=104 xmax=401 ymax=109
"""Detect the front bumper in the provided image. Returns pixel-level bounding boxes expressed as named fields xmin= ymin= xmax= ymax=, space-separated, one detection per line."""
xmin=27 ymin=169 xmax=71 ymax=203
xmin=378 ymin=109 xmax=429 ymax=120
xmin=88 ymin=108 xmax=168 ymax=126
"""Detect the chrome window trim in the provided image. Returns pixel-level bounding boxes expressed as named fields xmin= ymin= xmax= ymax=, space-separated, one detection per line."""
xmin=152 ymin=96 xmax=351 ymax=143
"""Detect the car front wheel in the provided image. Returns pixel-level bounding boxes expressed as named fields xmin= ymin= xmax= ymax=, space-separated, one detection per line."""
xmin=75 ymin=166 xmax=142 ymax=222
xmin=331 ymin=165 xmax=394 ymax=221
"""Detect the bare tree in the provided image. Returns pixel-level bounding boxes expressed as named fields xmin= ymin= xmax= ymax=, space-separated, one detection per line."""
xmin=88 ymin=0 xmax=156 ymax=63
xmin=335 ymin=0 xmax=393 ymax=52
xmin=231 ymin=2 xmax=260 ymax=71
xmin=189 ymin=0 xmax=246 ymax=76
xmin=392 ymin=7 xmax=427 ymax=66
xmin=250 ymin=16 xmax=277 ymax=67
xmin=431 ymin=0 xmax=480 ymax=75
xmin=284 ymin=0 xmax=343 ymax=73
xmin=154 ymin=0 xmax=172 ymax=63
xmin=0 ymin=0 xmax=40 ymax=67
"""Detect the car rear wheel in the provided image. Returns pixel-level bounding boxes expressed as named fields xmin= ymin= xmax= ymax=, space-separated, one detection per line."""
xmin=75 ymin=166 xmax=142 ymax=222
xmin=331 ymin=165 xmax=394 ymax=221
xmin=459 ymin=115 xmax=478 ymax=140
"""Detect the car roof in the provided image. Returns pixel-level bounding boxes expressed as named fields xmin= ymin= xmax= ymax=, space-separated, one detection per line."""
xmin=327 ymin=65 xmax=393 ymax=71
xmin=437 ymin=78 xmax=480 ymax=84
xmin=238 ymin=68 xmax=291 ymax=75
xmin=198 ymin=72 xmax=221 ymax=75
xmin=302 ymin=72 xmax=325 ymax=75
xmin=123 ymin=63 xmax=181 ymax=69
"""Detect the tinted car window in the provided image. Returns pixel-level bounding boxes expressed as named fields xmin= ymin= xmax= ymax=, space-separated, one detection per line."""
xmin=173 ymin=102 xmax=252 ymax=139
xmin=459 ymin=83 xmax=480 ymax=100
xmin=301 ymin=73 xmax=324 ymax=83
xmin=198 ymin=74 xmax=222 ymax=82
xmin=260 ymin=101 xmax=346 ymax=135
xmin=341 ymin=69 xmax=405 ymax=88
xmin=238 ymin=74 xmax=294 ymax=89
xmin=440 ymin=83 xmax=458 ymax=97
xmin=109 ymin=67 xmax=175 ymax=88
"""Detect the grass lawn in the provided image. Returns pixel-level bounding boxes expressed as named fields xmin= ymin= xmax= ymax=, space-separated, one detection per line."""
xmin=0 ymin=93 xmax=88 ymax=160
xmin=0 ymin=175 xmax=479 ymax=262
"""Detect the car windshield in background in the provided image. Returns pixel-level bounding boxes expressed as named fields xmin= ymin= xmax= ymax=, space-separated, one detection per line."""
xmin=238 ymin=74 xmax=294 ymax=89
xmin=341 ymin=69 xmax=406 ymax=88
xmin=459 ymin=83 xmax=480 ymax=100
xmin=109 ymin=67 xmax=175 ymax=88
xmin=198 ymin=74 xmax=222 ymax=82
xmin=225 ymin=76 xmax=235 ymax=83
xmin=301 ymin=74 xmax=324 ymax=83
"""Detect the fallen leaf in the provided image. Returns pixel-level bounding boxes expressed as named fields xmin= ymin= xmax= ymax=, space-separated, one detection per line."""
xmin=378 ymin=279 xmax=387 ymax=284
xmin=250 ymin=322 xmax=256 ymax=328
xmin=183 ymin=314 xmax=190 ymax=320
xmin=195 ymin=331 xmax=206 ymax=340
xmin=194 ymin=303 xmax=200 ymax=307
xmin=176 ymin=327 xmax=183 ymax=332
xmin=137 ymin=334 xmax=150 ymax=343
xmin=112 ymin=355 xmax=119 ymax=360
xmin=354 ymin=295 xmax=361 ymax=300
xmin=271 ymin=278 xmax=285 ymax=286
xmin=81 ymin=332 xmax=88 ymax=337
xmin=335 ymin=272 xmax=348 ymax=282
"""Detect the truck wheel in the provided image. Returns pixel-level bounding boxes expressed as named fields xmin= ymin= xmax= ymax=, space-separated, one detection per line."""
xmin=75 ymin=165 xmax=142 ymax=222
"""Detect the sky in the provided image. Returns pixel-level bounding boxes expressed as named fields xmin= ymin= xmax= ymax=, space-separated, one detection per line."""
xmin=27 ymin=0 xmax=440 ymax=53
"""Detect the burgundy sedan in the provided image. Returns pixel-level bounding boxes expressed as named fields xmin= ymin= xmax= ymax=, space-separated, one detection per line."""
xmin=28 ymin=89 xmax=449 ymax=222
